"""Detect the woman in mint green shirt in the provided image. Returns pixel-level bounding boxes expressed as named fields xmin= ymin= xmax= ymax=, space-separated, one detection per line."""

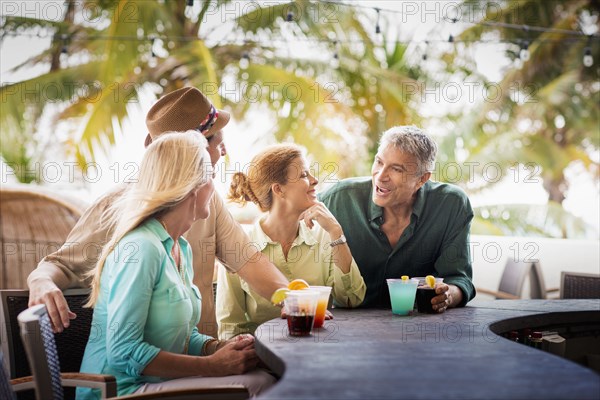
xmin=217 ymin=144 xmax=366 ymax=339
xmin=77 ymin=131 xmax=274 ymax=399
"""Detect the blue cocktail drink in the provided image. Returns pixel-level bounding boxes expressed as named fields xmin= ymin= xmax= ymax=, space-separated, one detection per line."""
xmin=386 ymin=279 xmax=419 ymax=315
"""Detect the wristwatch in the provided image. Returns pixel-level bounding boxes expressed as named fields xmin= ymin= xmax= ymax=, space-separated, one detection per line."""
xmin=330 ymin=234 xmax=347 ymax=247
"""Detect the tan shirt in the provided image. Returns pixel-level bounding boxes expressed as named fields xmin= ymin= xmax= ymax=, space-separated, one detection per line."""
xmin=216 ymin=218 xmax=366 ymax=339
xmin=29 ymin=185 xmax=257 ymax=338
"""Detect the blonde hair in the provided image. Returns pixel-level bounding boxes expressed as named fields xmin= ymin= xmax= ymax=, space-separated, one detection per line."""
xmin=86 ymin=130 xmax=210 ymax=307
xmin=229 ymin=144 xmax=303 ymax=212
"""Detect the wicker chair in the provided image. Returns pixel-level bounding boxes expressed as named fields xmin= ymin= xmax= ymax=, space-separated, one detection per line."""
xmin=0 ymin=352 xmax=16 ymax=400
xmin=2 ymin=291 xmax=249 ymax=400
xmin=0 ymin=186 xmax=87 ymax=289
xmin=16 ymin=304 xmax=115 ymax=399
xmin=560 ymin=272 xmax=600 ymax=299
xmin=15 ymin=304 xmax=249 ymax=400
xmin=0 ymin=288 xmax=93 ymax=400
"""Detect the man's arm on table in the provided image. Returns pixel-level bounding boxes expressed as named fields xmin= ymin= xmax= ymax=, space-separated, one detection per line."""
xmin=236 ymin=252 xmax=288 ymax=302
xmin=27 ymin=188 xmax=120 ymax=331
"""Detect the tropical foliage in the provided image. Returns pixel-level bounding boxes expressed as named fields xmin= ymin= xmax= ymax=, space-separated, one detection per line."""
xmin=0 ymin=0 xmax=424 ymax=180
xmin=434 ymin=0 xmax=599 ymax=238
xmin=1 ymin=0 xmax=598 ymax=238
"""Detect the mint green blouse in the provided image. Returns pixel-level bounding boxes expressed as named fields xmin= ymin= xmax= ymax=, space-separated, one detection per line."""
xmin=77 ymin=219 xmax=211 ymax=399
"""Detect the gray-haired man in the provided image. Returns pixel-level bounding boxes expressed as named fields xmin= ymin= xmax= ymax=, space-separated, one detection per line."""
xmin=319 ymin=126 xmax=475 ymax=311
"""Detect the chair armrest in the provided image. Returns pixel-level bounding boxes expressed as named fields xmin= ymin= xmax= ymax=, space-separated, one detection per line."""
xmin=476 ymin=287 xmax=520 ymax=300
xmin=11 ymin=375 xmax=35 ymax=392
xmin=11 ymin=373 xmax=116 ymax=398
xmin=61 ymin=372 xmax=117 ymax=398
xmin=545 ymin=287 xmax=560 ymax=299
xmin=116 ymin=386 xmax=249 ymax=400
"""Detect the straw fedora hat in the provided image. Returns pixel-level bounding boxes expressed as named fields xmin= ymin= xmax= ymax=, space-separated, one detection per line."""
xmin=145 ymin=87 xmax=231 ymax=146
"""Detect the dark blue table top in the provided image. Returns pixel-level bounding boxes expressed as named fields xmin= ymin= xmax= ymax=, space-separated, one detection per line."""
xmin=255 ymin=300 xmax=600 ymax=400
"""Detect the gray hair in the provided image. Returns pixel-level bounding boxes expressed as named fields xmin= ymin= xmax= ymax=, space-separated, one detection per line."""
xmin=378 ymin=126 xmax=438 ymax=175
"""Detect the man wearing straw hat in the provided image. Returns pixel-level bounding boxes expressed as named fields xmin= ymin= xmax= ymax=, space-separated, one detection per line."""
xmin=27 ymin=87 xmax=289 ymax=339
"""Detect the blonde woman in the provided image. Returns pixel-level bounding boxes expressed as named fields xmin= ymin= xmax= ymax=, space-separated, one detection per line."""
xmin=78 ymin=131 xmax=275 ymax=399
xmin=216 ymin=144 xmax=366 ymax=339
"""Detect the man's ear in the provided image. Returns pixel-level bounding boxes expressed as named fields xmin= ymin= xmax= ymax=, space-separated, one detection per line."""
xmin=418 ymin=171 xmax=431 ymax=188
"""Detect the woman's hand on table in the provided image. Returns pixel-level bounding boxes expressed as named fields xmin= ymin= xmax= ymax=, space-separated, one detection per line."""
xmin=214 ymin=334 xmax=255 ymax=352
xmin=208 ymin=335 xmax=258 ymax=376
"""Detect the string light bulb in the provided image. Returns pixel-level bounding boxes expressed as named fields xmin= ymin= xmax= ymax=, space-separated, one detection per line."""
xmin=148 ymin=37 xmax=158 ymax=67
xmin=240 ymin=52 xmax=250 ymax=70
xmin=583 ymin=47 xmax=593 ymax=67
xmin=150 ymin=37 xmax=157 ymax=58
xmin=60 ymin=35 xmax=68 ymax=54
xmin=286 ymin=10 xmax=294 ymax=22
xmin=331 ymin=53 xmax=340 ymax=69
xmin=448 ymin=34 xmax=454 ymax=43
xmin=186 ymin=0 xmax=194 ymax=7
xmin=375 ymin=8 xmax=381 ymax=34
xmin=331 ymin=40 xmax=340 ymax=69
xmin=519 ymin=40 xmax=530 ymax=61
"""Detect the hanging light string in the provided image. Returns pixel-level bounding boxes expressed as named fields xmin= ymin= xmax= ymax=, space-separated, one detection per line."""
xmin=1 ymin=0 xmax=597 ymax=66
xmin=2 ymin=30 xmax=596 ymax=45
xmin=477 ymin=20 xmax=594 ymax=38
xmin=0 ymin=0 xmax=597 ymax=42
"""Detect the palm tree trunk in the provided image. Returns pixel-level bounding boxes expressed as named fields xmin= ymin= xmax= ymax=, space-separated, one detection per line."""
xmin=543 ymin=177 xmax=566 ymax=204
xmin=50 ymin=0 xmax=75 ymax=71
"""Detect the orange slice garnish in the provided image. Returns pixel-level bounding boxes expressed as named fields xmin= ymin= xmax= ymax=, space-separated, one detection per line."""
xmin=270 ymin=288 xmax=290 ymax=304
xmin=288 ymin=278 xmax=310 ymax=291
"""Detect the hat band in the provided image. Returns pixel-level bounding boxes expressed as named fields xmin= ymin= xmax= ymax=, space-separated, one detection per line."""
xmin=196 ymin=105 xmax=219 ymax=134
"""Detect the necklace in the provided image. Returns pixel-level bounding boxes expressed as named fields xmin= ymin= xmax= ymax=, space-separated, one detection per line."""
xmin=157 ymin=218 xmax=186 ymax=285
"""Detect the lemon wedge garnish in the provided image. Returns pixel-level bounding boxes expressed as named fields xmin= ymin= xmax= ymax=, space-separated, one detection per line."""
xmin=270 ymin=288 xmax=290 ymax=304
xmin=401 ymin=275 xmax=409 ymax=281
xmin=288 ymin=278 xmax=310 ymax=291
xmin=425 ymin=275 xmax=436 ymax=288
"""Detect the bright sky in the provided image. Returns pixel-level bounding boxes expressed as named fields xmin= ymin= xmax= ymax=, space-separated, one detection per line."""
xmin=1 ymin=1 xmax=598 ymax=237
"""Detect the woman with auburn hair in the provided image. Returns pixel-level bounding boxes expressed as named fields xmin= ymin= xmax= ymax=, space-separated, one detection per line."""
xmin=78 ymin=131 xmax=275 ymax=399
xmin=216 ymin=144 xmax=365 ymax=339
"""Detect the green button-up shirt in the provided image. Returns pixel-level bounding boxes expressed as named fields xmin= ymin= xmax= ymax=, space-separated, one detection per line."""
xmin=320 ymin=178 xmax=475 ymax=308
